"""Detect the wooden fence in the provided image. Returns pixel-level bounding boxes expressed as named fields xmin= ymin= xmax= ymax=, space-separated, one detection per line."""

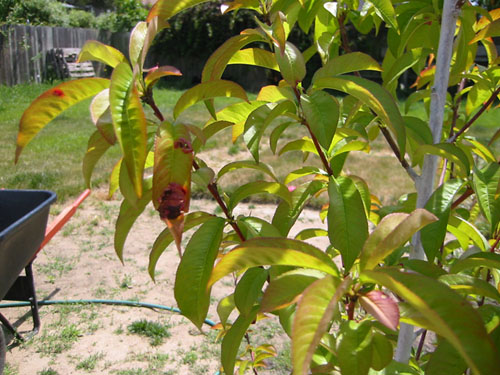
xmin=0 ymin=25 xmax=129 ymax=86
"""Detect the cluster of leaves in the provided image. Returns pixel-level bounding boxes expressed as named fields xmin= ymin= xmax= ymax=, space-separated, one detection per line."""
xmin=15 ymin=0 xmax=500 ymax=375
xmin=0 ymin=0 xmax=146 ymax=32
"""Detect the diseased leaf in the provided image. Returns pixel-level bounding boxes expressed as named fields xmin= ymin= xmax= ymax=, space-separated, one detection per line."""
xmin=174 ymin=80 xmax=249 ymax=119
xmin=109 ymin=63 xmax=147 ymax=197
xmin=208 ymin=238 xmax=340 ymax=288
xmin=359 ymin=290 xmax=399 ymax=331
xmin=78 ymin=40 xmax=128 ymax=68
xmin=328 ymin=176 xmax=368 ymax=272
xmin=174 ymin=217 xmax=225 ymax=329
xmin=360 ymin=209 xmax=437 ymax=270
xmin=16 ymin=78 xmax=110 ymax=161
xmin=292 ymin=276 xmax=350 ymax=375
xmin=361 ymin=268 xmax=500 ymax=375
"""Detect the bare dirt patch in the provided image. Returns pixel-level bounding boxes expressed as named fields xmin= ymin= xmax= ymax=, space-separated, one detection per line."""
xmin=2 ymin=191 xmax=329 ymax=375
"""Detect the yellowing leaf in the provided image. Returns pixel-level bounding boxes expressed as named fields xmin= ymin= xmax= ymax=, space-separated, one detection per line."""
xmin=228 ymin=48 xmax=279 ymax=71
xmin=78 ymin=40 xmax=128 ymax=68
xmin=16 ymin=78 xmax=110 ymax=162
xmin=147 ymin=0 xmax=210 ymax=21
xmin=144 ymin=66 xmax=182 ymax=89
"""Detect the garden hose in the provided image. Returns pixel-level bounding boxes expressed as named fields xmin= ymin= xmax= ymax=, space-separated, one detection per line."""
xmin=0 ymin=299 xmax=216 ymax=327
xmin=0 ymin=299 xmax=221 ymax=374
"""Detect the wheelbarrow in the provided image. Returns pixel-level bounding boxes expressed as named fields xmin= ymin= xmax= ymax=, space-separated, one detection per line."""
xmin=0 ymin=189 xmax=89 ymax=374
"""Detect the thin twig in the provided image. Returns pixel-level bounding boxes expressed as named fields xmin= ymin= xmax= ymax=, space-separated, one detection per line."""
xmin=415 ymin=329 xmax=427 ymax=361
xmin=448 ymin=86 xmax=500 ymax=143
xmin=379 ymin=126 xmax=419 ymax=181
xmin=450 ymin=187 xmax=473 ymax=210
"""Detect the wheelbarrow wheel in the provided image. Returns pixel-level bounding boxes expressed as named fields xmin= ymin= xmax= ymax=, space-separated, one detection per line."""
xmin=0 ymin=326 xmax=5 ymax=375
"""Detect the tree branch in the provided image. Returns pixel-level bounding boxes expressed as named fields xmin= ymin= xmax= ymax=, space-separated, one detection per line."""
xmin=448 ymin=86 xmax=500 ymax=143
xmin=379 ymin=126 xmax=419 ymax=181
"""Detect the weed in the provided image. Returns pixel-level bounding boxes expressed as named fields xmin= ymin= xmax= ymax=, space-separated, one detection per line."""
xmin=127 ymin=320 xmax=171 ymax=346
xmin=37 ymin=324 xmax=81 ymax=356
xmin=75 ymin=352 xmax=104 ymax=371
xmin=182 ymin=349 xmax=198 ymax=365
xmin=38 ymin=369 xmax=58 ymax=375
xmin=3 ymin=363 xmax=19 ymax=375
xmin=36 ymin=256 xmax=73 ymax=283
xmin=118 ymin=274 xmax=133 ymax=289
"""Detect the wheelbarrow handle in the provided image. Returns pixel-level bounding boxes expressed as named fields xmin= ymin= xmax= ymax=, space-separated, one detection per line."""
xmin=35 ymin=189 xmax=91 ymax=256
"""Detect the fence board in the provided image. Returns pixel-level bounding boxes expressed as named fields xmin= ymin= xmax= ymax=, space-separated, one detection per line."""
xmin=0 ymin=25 xmax=129 ymax=86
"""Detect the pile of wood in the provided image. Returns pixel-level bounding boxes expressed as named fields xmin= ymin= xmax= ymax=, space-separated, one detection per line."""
xmin=46 ymin=48 xmax=95 ymax=80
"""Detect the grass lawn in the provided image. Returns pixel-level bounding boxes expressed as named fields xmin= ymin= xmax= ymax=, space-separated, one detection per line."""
xmin=1 ymin=82 xmax=497 ymax=204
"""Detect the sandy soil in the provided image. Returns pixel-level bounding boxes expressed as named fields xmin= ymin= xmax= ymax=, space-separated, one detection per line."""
xmin=1 ymin=190 xmax=329 ymax=375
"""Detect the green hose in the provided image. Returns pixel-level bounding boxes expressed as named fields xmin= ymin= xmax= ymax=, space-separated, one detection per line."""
xmin=0 ymin=299 xmax=216 ymax=327
xmin=0 ymin=299 xmax=220 ymax=374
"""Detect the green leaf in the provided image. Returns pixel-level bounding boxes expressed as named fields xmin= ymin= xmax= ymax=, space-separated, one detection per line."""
xmin=360 ymin=209 xmax=437 ymax=270
xmin=174 ymin=80 xmax=248 ymax=119
xmin=312 ymin=52 xmax=382 ymax=83
xmin=465 ymin=138 xmax=497 ymax=164
xmin=328 ymin=176 xmax=368 ymax=271
xmin=129 ymin=22 xmax=148 ymax=68
xmin=368 ymin=0 xmax=398 ymax=30
xmin=228 ymin=181 xmax=292 ymax=211
xmin=217 ymin=294 xmax=235 ymax=328
xmin=237 ymin=217 xmax=282 ymax=239
xmin=301 ymin=91 xmax=339 ymax=150
xmin=425 ymin=338 xmax=467 ymax=375
xmin=284 ymin=167 xmax=326 ymax=185
xmin=234 ymin=267 xmax=268 ymax=316
xmin=16 ymin=78 xmax=110 ymax=161
xmin=450 ymin=252 xmax=500 ymax=274
xmin=174 ymin=217 xmax=225 ymax=329
xmin=82 ymin=130 xmax=113 ymax=188
xmin=421 ymin=179 xmax=464 ymax=261
xmin=402 ymin=259 xmax=447 ymax=279
xmin=78 ymin=40 xmax=128 ymax=68
xmin=275 ymin=41 xmax=306 ymax=86
xmin=208 ymin=238 xmax=340 ymax=287
xmin=221 ymin=306 xmax=259 ymax=375
xmin=257 ymin=85 xmax=296 ymax=103
xmin=109 ymin=63 xmax=147 ymax=198
xmin=244 ymin=101 xmax=296 ymax=162
xmin=294 ymin=228 xmax=328 ymax=241
xmin=148 ymin=212 xmax=214 ymax=279
xmin=218 ymin=160 xmax=278 ymax=182
xmin=144 ymin=66 xmax=182 ymax=89
xmin=361 ymin=268 xmax=500 ymax=375
xmin=147 ymin=0 xmax=211 ymax=21
xmin=202 ymin=32 xmax=265 ymax=82
xmin=272 ymin=180 xmax=326 ymax=236
xmin=292 ymin=276 xmax=349 ymax=375
xmin=382 ymin=49 xmax=421 ymax=94
xmin=337 ymin=320 xmax=373 ymax=375
xmin=153 ymin=122 xmax=193 ymax=211
xmin=228 ymin=48 xmax=279 ymax=71
xmin=261 ymin=269 xmax=323 ymax=312
xmin=471 ymin=18 xmax=500 ymax=43
xmin=414 ymin=144 xmax=470 ymax=178
xmin=447 ymin=215 xmax=489 ymax=252
xmin=114 ymin=179 xmax=152 ymax=261
xmin=313 ymin=76 xmax=406 ymax=156
xmin=473 ymin=163 xmax=500 ymax=234
xmin=438 ymin=274 xmax=500 ymax=303
xmin=371 ymin=332 xmax=393 ymax=371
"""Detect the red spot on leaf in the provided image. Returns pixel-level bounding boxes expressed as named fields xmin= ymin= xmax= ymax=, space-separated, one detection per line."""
xmin=174 ymin=138 xmax=193 ymax=154
xmin=52 ymin=88 xmax=64 ymax=97
xmin=158 ymin=183 xmax=187 ymax=220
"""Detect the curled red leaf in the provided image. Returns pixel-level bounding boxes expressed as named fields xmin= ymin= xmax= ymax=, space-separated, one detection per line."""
xmin=158 ymin=182 xmax=187 ymax=220
xmin=359 ymin=290 xmax=399 ymax=331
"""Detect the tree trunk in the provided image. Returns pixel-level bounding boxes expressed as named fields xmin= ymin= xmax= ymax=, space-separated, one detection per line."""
xmin=394 ymin=0 xmax=461 ymax=363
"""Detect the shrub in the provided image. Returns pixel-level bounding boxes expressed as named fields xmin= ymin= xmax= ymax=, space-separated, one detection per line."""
xmin=68 ymin=9 xmax=96 ymax=29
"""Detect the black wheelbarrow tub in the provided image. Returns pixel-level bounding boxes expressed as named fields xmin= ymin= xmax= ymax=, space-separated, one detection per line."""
xmin=0 ymin=190 xmax=56 ymax=301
